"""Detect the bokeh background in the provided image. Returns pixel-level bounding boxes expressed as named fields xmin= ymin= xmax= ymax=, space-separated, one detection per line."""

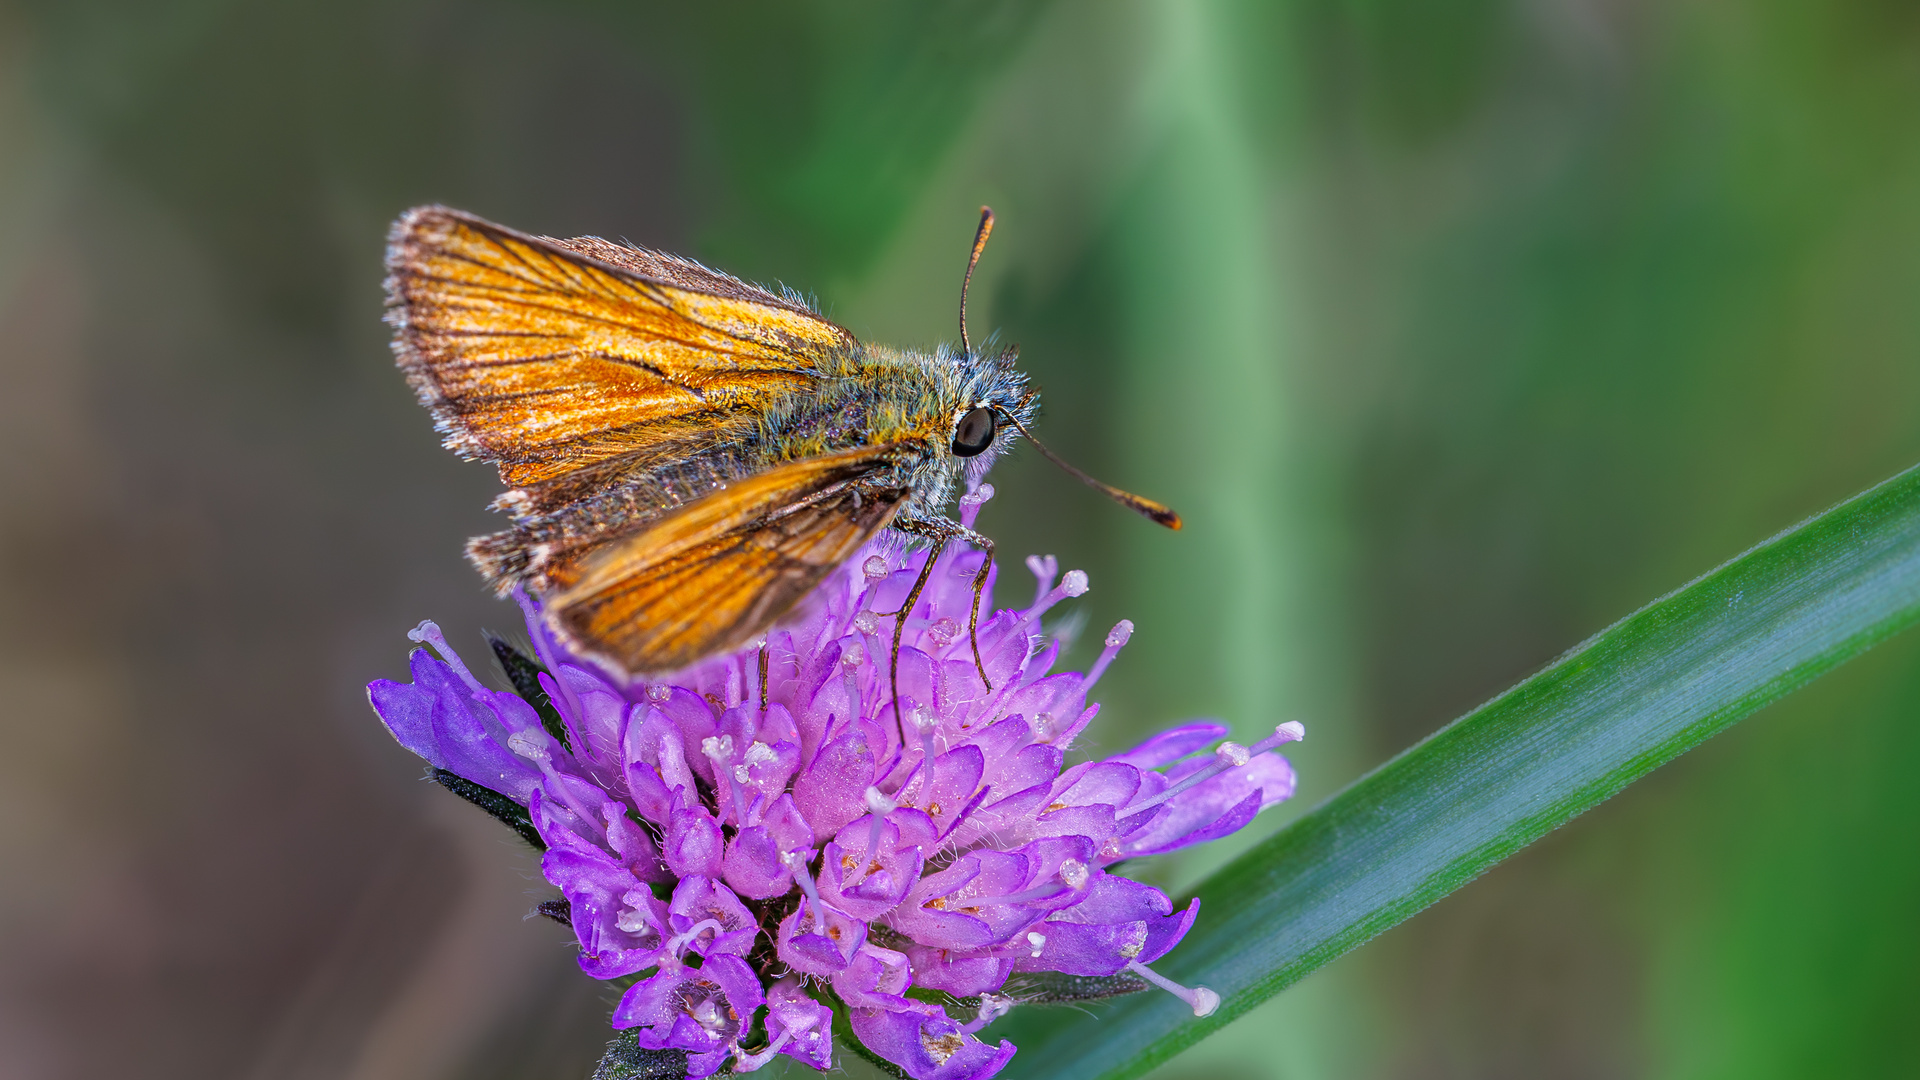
xmin=4 ymin=1 xmax=1919 ymax=1078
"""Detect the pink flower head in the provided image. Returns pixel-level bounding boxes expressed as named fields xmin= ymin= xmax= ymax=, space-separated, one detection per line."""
xmin=368 ymin=487 xmax=1301 ymax=1080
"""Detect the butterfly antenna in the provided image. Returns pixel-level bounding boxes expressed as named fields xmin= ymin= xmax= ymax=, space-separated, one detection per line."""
xmin=1003 ymin=413 xmax=1183 ymax=530
xmin=959 ymin=206 xmax=994 ymax=356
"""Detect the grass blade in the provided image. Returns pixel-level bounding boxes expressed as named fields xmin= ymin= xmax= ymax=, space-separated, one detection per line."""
xmin=993 ymin=462 xmax=1920 ymax=1080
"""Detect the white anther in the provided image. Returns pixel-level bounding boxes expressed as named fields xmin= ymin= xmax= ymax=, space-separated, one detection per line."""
xmin=909 ymin=705 xmax=939 ymax=734
xmin=646 ymin=684 xmax=672 ymax=703
xmin=853 ymin=611 xmax=880 ymax=635
xmin=863 ymin=555 xmax=889 ymax=581
xmin=961 ymin=483 xmax=995 ymax=506
xmin=927 ymin=617 xmax=959 ymax=648
xmin=1061 ymin=569 xmax=1089 ymax=597
xmin=701 ymin=735 xmax=734 ymax=764
xmin=1060 ymin=859 xmax=1089 ymax=890
xmin=1214 ymin=741 xmax=1250 ymax=768
xmin=506 ymin=730 xmax=550 ymax=763
xmin=1026 ymin=931 xmax=1047 ymax=958
xmin=864 ymin=786 xmax=898 ymax=816
xmin=1105 ymin=619 xmax=1135 ymax=648
xmin=615 ymin=906 xmax=651 ymax=933
xmin=842 ymin=644 xmax=865 ymax=667
xmin=1276 ymin=720 xmax=1306 ymax=743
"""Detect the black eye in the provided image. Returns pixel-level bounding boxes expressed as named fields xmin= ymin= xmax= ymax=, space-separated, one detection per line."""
xmin=951 ymin=406 xmax=995 ymax=457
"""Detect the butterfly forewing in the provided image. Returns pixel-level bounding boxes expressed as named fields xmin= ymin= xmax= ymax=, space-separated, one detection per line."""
xmin=547 ymin=445 xmax=910 ymax=675
xmin=385 ymin=206 xmax=856 ymax=487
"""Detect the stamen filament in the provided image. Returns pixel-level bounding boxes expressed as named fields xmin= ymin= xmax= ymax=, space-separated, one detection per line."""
xmin=665 ymin=917 xmax=727 ymax=958
xmin=1117 ymin=722 xmax=1305 ymax=821
xmin=1125 ymin=960 xmax=1220 ymax=1017
xmin=1081 ymin=620 xmax=1134 ymax=692
xmin=1022 ymin=570 xmax=1088 ymax=632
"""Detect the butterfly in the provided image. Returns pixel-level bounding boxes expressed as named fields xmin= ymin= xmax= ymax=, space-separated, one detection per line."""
xmin=384 ymin=204 xmax=1178 ymax=714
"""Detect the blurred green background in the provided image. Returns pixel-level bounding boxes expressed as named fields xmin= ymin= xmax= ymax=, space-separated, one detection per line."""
xmin=3 ymin=1 xmax=1918 ymax=1078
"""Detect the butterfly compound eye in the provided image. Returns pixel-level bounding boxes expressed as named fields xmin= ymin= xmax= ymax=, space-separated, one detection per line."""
xmin=951 ymin=406 xmax=996 ymax=457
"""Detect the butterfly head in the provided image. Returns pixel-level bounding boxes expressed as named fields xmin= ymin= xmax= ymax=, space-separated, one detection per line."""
xmin=946 ymin=344 xmax=1035 ymax=482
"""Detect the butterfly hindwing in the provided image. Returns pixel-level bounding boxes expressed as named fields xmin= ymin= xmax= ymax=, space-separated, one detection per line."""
xmin=546 ymin=444 xmax=911 ymax=674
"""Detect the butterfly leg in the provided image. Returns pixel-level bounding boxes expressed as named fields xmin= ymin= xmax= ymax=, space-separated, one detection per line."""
xmin=757 ymin=643 xmax=770 ymax=712
xmin=879 ymin=518 xmax=998 ymax=726
xmin=964 ymin=534 xmax=995 ymax=690
xmin=876 ymin=524 xmax=950 ymax=742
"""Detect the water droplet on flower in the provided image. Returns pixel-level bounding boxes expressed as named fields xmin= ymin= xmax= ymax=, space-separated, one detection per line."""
xmin=1060 ymin=859 xmax=1089 ymax=890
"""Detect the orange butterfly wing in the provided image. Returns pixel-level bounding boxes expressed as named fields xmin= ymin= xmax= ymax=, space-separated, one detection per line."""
xmin=384 ymin=205 xmax=856 ymax=488
xmin=546 ymin=444 xmax=910 ymax=675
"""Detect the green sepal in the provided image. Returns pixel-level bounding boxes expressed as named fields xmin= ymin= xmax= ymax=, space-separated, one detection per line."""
xmin=1003 ymin=971 xmax=1148 ymax=1004
xmin=428 ymin=767 xmax=544 ymax=851
xmin=591 ymin=1031 xmax=690 ymax=1080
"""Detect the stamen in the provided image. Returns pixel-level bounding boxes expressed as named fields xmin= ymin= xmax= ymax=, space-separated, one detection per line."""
xmin=853 ymin=610 xmax=880 ymax=635
xmin=1116 ymin=740 xmax=1248 ymax=821
xmin=1023 ymin=569 xmax=1088 ymax=630
xmin=1125 ymin=960 xmax=1219 ymax=1017
xmin=1082 ymin=619 xmax=1134 ymax=692
xmin=506 ymin=729 xmax=551 ymax=763
xmin=967 ymin=859 xmax=1090 ymax=907
xmin=863 ymin=786 xmax=897 ymax=867
xmin=962 ymin=993 xmax=1015 ymax=1034
xmin=863 ymin=555 xmax=890 ymax=582
xmin=702 ymin=735 xmax=748 ymax=823
xmin=959 ymin=483 xmax=995 ymax=529
xmin=784 ymin=850 xmax=823 ymax=915
xmin=1115 ymin=722 xmax=1304 ymax=822
xmin=665 ymin=917 xmax=727 ymax=958
xmin=690 ymin=995 xmax=725 ymax=1031
xmin=734 ymin=740 xmax=776 ymax=785
xmin=1025 ymin=554 xmax=1058 ymax=607
xmin=732 ymin=1026 xmax=797 ymax=1071
xmin=1026 ymin=930 xmax=1047 ymax=958
xmin=1250 ymin=720 xmax=1307 ymax=754
xmin=647 ymin=684 xmax=672 ymax=704
xmin=408 ymin=621 xmax=487 ymax=696
xmin=927 ymin=617 xmax=959 ymax=649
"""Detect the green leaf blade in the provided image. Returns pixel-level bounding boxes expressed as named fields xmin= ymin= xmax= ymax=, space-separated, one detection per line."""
xmin=995 ymin=463 xmax=1920 ymax=1080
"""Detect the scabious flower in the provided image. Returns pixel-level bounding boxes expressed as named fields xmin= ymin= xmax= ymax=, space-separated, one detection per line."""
xmin=368 ymin=486 xmax=1302 ymax=1080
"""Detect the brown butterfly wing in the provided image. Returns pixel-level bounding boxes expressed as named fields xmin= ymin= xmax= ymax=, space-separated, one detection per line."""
xmin=546 ymin=445 xmax=910 ymax=675
xmin=384 ymin=205 xmax=856 ymax=488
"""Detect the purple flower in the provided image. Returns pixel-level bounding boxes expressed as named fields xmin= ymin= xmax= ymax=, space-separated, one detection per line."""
xmin=368 ymin=486 xmax=1302 ymax=1080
